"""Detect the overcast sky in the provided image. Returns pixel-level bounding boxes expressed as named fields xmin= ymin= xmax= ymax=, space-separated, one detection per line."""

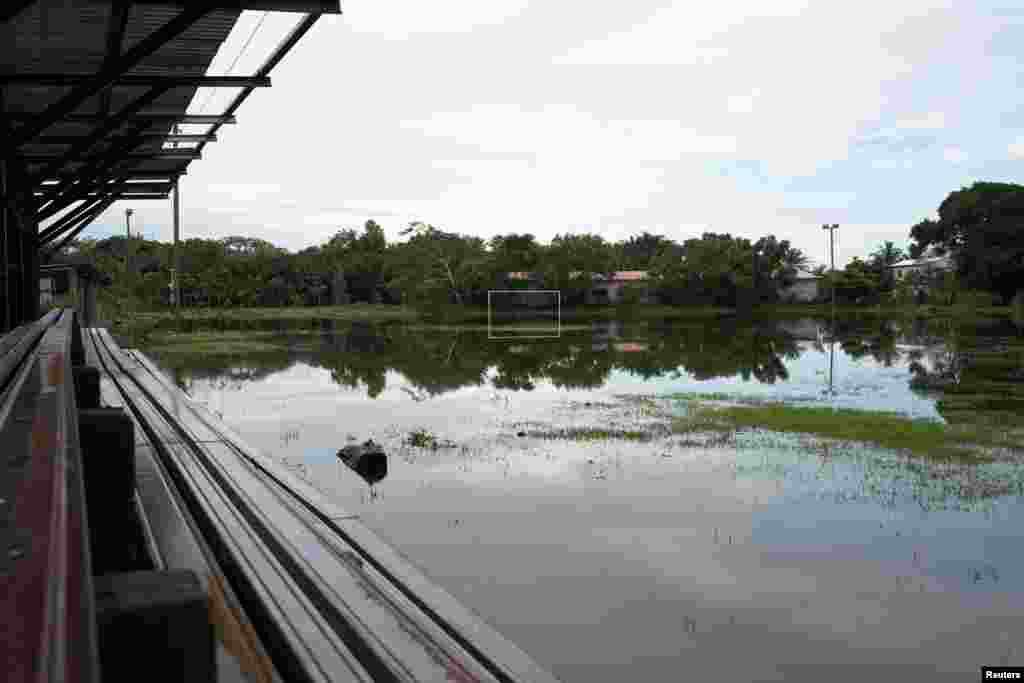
xmin=72 ymin=0 xmax=1024 ymax=267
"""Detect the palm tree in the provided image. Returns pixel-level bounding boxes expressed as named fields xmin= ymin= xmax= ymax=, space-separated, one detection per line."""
xmin=870 ymin=241 xmax=906 ymax=269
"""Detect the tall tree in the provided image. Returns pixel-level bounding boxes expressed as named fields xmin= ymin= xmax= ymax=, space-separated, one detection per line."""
xmin=540 ymin=233 xmax=614 ymax=303
xmin=910 ymin=181 xmax=1024 ymax=301
xmin=388 ymin=222 xmax=488 ymax=306
xmin=614 ymin=232 xmax=677 ymax=270
xmin=868 ymin=241 xmax=907 ymax=291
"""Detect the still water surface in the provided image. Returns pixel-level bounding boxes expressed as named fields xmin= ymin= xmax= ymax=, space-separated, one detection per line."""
xmin=146 ymin=315 xmax=1024 ymax=682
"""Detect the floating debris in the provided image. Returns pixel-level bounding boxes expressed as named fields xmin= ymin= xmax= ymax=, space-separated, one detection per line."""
xmin=337 ymin=439 xmax=388 ymax=485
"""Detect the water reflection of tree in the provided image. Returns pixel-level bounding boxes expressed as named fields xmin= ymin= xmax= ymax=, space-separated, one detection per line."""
xmin=164 ymin=318 xmax=1024 ymax=405
xmin=150 ymin=351 xmax=297 ymax=394
xmin=329 ymin=321 xmax=803 ymax=394
xmin=154 ymin=320 xmax=812 ymax=396
xmin=837 ymin=322 xmax=902 ymax=367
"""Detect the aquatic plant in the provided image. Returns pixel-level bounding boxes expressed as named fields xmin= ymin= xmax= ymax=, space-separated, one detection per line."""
xmin=518 ymin=426 xmax=663 ymax=442
xmin=670 ymin=399 xmax=1024 ymax=460
xmin=405 ymin=428 xmax=456 ymax=450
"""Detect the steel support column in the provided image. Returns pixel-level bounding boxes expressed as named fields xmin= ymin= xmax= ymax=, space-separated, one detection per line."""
xmin=1 ymin=158 xmax=9 ymax=331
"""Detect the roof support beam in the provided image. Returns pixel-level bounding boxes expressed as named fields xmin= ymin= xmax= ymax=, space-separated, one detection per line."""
xmin=38 ymin=189 xmax=122 ymax=243
xmin=1 ymin=1 xmax=37 ymax=24
xmin=23 ymin=87 xmax=172 ymax=185
xmin=35 ymin=182 xmax=173 ymax=197
xmin=1 ymin=75 xmax=272 ymax=88
xmin=3 ymin=5 xmax=212 ymax=152
xmin=37 ymin=133 xmax=216 ymax=144
xmin=40 ymin=169 xmax=188 ymax=182
xmin=199 ymin=12 xmax=320 ymax=156
xmin=38 ymin=174 xmax=128 ymax=221
xmin=33 ymin=123 xmax=153 ymax=209
xmin=37 ymin=165 xmax=158 ymax=220
xmin=98 ymin=0 xmax=133 ymax=119
xmin=43 ymin=197 xmax=118 ymax=253
xmin=25 ymin=151 xmax=201 ymax=162
xmin=6 ymin=113 xmax=236 ymax=126
xmin=84 ymin=1 xmax=340 ymax=13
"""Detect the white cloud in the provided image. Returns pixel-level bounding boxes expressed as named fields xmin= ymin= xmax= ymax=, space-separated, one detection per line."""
xmin=941 ymin=146 xmax=967 ymax=164
xmin=555 ymin=1 xmax=812 ymax=66
xmin=895 ymin=112 xmax=947 ymax=130
xmin=726 ymin=89 xmax=761 ymax=115
xmin=105 ymin=0 xmax=1012 ymax=265
xmin=1009 ymin=139 xmax=1024 ymax=159
xmin=205 ymin=183 xmax=282 ymax=196
xmin=342 ymin=0 xmax=530 ymax=39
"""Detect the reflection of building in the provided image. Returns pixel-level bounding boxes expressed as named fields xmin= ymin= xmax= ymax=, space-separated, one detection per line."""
xmin=775 ymin=318 xmax=822 ymax=341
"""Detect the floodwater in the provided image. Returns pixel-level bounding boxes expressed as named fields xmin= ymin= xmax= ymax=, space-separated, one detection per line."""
xmin=143 ymin=315 xmax=1024 ymax=682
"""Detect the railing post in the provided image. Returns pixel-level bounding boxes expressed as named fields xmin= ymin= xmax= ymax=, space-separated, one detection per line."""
xmin=94 ymin=570 xmax=215 ymax=682
xmin=78 ymin=407 xmax=135 ymax=574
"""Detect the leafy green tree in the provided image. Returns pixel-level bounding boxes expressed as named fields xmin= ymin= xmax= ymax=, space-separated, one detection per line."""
xmin=387 ymin=222 xmax=488 ymax=309
xmin=539 ymin=233 xmax=614 ymax=304
xmin=867 ymin=241 xmax=906 ymax=292
xmin=910 ymin=181 xmax=1024 ymax=302
xmin=653 ymin=233 xmax=754 ymax=306
xmin=613 ymin=232 xmax=678 ymax=269
xmin=820 ymin=257 xmax=880 ymax=304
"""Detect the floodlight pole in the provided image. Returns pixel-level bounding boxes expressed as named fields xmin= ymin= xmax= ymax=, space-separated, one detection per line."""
xmin=125 ymin=208 xmax=133 ymax=272
xmin=822 ymin=223 xmax=839 ymax=310
xmin=821 ymin=223 xmax=839 ymax=399
xmin=171 ymin=124 xmax=181 ymax=307
xmin=173 ymin=178 xmax=181 ymax=307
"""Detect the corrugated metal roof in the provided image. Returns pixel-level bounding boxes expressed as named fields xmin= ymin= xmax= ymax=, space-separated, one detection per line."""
xmin=888 ymin=256 xmax=952 ymax=269
xmin=4 ymin=1 xmax=241 ymax=178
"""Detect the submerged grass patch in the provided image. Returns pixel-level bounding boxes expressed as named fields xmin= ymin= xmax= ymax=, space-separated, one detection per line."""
xmin=139 ymin=329 xmax=293 ymax=354
xmin=521 ymin=426 xmax=663 ymax=442
xmin=669 ymin=398 xmax=1024 ymax=460
xmin=405 ymin=428 xmax=457 ymax=450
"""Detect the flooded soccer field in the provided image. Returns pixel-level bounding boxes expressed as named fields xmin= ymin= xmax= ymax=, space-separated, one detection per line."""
xmin=142 ymin=314 xmax=1024 ymax=682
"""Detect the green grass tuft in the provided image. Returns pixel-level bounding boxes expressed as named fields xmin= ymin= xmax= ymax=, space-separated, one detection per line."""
xmin=669 ymin=400 xmax=1024 ymax=460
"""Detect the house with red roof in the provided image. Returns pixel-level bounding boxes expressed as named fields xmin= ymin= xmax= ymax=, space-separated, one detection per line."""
xmin=585 ymin=271 xmax=654 ymax=304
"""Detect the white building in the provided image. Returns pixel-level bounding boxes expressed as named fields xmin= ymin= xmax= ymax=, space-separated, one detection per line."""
xmin=886 ymin=253 xmax=954 ymax=282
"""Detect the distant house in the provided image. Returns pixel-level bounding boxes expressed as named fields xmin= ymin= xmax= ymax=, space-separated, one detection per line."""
xmin=501 ymin=271 xmax=551 ymax=308
xmin=885 ymin=253 xmax=954 ymax=283
xmin=778 ymin=272 xmax=822 ymax=303
xmin=585 ymin=271 xmax=653 ymax=304
xmin=504 ymin=270 xmax=654 ymax=305
xmin=504 ymin=271 xmax=544 ymax=288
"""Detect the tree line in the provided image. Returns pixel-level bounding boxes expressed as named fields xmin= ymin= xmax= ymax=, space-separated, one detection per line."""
xmin=53 ymin=180 xmax=1024 ymax=312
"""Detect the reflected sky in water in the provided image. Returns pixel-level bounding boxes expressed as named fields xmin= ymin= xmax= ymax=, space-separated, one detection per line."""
xmin=146 ymin=315 xmax=1024 ymax=682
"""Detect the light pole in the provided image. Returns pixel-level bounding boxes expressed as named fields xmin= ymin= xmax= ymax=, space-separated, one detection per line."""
xmin=752 ymin=247 xmax=761 ymax=305
xmin=822 ymin=223 xmax=839 ymax=310
xmin=125 ymin=208 xmax=134 ymax=272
